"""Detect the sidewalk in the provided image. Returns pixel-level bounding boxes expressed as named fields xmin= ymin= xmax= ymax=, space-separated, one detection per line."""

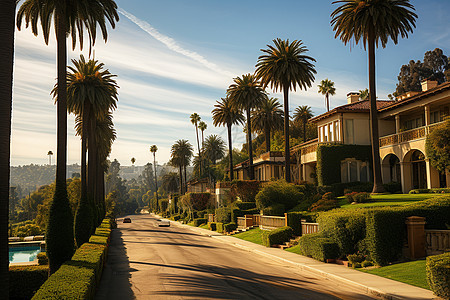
xmin=171 ymin=221 xmax=437 ymax=300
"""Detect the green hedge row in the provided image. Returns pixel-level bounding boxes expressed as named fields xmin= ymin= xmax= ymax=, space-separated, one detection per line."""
xmin=296 ymin=232 xmax=339 ymax=262
xmin=193 ymin=218 xmax=207 ymax=227
xmin=286 ymin=212 xmax=302 ymax=236
xmin=9 ymin=265 xmax=49 ymax=300
xmin=262 ymin=226 xmax=293 ymax=247
xmin=235 ymin=202 xmax=257 ymax=210
xmin=410 ymin=188 xmax=450 ymax=194
xmin=32 ymin=218 xmax=112 ymax=299
xmin=426 ymin=252 xmax=450 ymax=299
xmin=224 ymin=222 xmax=237 ymax=233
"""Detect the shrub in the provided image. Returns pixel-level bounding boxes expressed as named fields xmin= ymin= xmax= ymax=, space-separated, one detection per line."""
xmin=215 ymin=207 xmax=232 ymax=224
xmin=74 ymin=195 xmax=93 ymax=247
xmin=230 ymin=180 xmax=261 ymax=202
xmin=16 ymin=223 xmax=43 ymax=237
xmin=330 ymin=181 xmax=373 ymax=197
xmin=261 ymin=203 xmax=285 ymax=216
xmin=410 ymin=188 xmax=450 ymax=194
xmin=235 ymin=201 xmax=257 ymax=210
xmin=37 ymin=252 xmax=48 ymax=265
xmin=193 ymin=218 xmax=207 ymax=227
xmin=286 ymin=212 xmax=302 ymax=236
xmin=309 ymin=193 xmax=339 ymax=212
xmin=32 ymin=219 xmax=112 ymax=299
xmin=296 ymin=232 xmax=339 ymax=262
xmin=347 ymin=252 xmax=366 ymax=266
xmin=208 ymin=222 xmax=217 ymax=231
xmin=255 ymin=179 xmax=302 ymax=211
xmin=426 ymin=252 xmax=450 ymax=299
xmin=171 ymin=214 xmax=181 ymax=221
xmin=159 ymin=199 xmax=169 ymax=212
xmin=216 ymin=222 xmax=224 ymax=233
xmin=9 ymin=265 xmax=49 ymax=300
xmin=345 ymin=192 xmax=370 ymax=203
xmin=180 ymin=193 xmax=211 ymax=211
xmin=262 ymin=226 xmax=293 ymax=247
xmin=223 ymin=222 xmax=237 ymax=233
xmin=361 ymin=260 xmax=373 ymax=268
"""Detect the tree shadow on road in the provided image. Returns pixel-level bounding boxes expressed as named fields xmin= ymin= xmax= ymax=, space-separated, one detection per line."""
xmin=95 ymin=230 xmax=135 ymax=300
xmin=141 ymin=263 xmax=371 ymax=299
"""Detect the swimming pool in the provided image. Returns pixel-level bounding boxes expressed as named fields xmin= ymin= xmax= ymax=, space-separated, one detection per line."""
xmin=9 ymin=246 xmax=41 ymax=263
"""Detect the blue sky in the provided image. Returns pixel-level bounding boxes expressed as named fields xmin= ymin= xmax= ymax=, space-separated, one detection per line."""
xmin=11 ymin=0 xmax=450 ymax=166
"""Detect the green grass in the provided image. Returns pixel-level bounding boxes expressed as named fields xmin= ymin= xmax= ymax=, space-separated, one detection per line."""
xmin=360 ymin=260 xmax=429 ymax=290
xmin=233 ymin=228 xmax=264 ymax=245
xmin=199 ymin=224 xmax=209 ymax=229
xmin=338 ymin=193 xmax=436 ymax=209
xmin=285 ymin=244 xmax=302 ymax=254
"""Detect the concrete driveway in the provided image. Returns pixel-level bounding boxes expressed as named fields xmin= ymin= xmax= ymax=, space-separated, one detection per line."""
xmin=95 ymin=214 xmax=374 ymax=299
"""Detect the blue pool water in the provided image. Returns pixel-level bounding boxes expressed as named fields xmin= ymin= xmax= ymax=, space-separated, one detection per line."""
xmin=9 ymin=246 xmax=41 ymax=263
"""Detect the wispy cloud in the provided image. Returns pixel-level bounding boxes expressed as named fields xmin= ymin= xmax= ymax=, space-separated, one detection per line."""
xmin=118 ymin=8 xmax=234 ymax=78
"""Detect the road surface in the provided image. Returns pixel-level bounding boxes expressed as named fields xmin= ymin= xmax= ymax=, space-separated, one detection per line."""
xmin=96 ymin=214 xmax=374 ymax=299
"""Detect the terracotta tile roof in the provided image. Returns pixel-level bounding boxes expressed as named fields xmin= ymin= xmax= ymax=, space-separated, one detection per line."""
xmin=310 ymin=100 xmax=396 ymax=122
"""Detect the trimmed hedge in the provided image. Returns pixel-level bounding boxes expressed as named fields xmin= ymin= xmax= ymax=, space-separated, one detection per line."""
xmin=235 ymin=201 xmax=257 ymax=210
xmin=262 ymin=226 xmax=293 ymax=247
xmin=286 ymin=212 xmax=302 ymax=236
xmin=410 ymin=188 xmax=450 ymax=194
xmin=215 ymin=207 xmax=232 ymax=224
xmin=316 ymin=144 xmax=372 ymax=186
xmin=9 ymin=265 xmax=49 ymax=300
xmin=37 ymin=252 xmax=48 ymax=265
xmin=32 ymin=218 xmax=112 ymax=299
xmin=216 ymin=222 xmax=224 ymax=233
xmin=427 ymin=252 xmax=450 ymax=299
xmin=193 ymin=218 xmax=207 ymax=227
xmin=208 ymin=222 xmax=217 ymax=231
xmin=223 ymin=222 xmax=237 ymax=233
xmin=261 ymin=203 xmax=285 ymax=216
xmin=255 ymin=179 xmax=302 ymax=212
xmin=296 ymin=232 xmax=339 ymax=262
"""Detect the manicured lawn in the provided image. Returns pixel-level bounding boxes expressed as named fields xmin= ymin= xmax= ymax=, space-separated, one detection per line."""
xmin=359 ymin=260 xmax=429 ymax=290
xmin=199 ymin=224 xmax=209 ymax=229
xmin=285 ymin=244 xmax=302 ymax=255
xmin=338 ymin=193 xmax=437 ymax=209
xmin=233 ymin=228 xmax=264 ymax=245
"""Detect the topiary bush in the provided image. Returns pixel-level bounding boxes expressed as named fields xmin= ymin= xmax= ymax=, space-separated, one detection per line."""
xmin=286 ymin=212 xmax=302 ymax=236
xmin=193 ymin=218 xmax=207 ymax=227
xmin=296 ymin=232 xmax=339 ymax=262
xmin=261 ymin=203 xmax=285 ymax=216
xmin=256 ymin=179 xmax=302 ymax=212
xmin=223 ymin=222 xmax=237 ymax=233
xmin=216 ymin=222 xmax=224 ymax=233
xmin=74 ymin=195 xmax=94 ymax=248
xmin=345 ymin=192 xmax=371 ymax=203
xmin=261 ymin=226 xmax=293 ymax=247
xmin=9 ymin=265 xmax=49 ymax=300
xmin=426 ymin=252 xmax=450 ymax=299
xmin=309 ymin=192 xmax=339 ymax=212
xmin=215 ymin=207 xmax=232 ymax=224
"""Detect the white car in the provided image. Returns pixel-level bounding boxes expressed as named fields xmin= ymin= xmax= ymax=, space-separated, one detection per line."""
xmin=158 ymin=219 xmax=170 ymax=227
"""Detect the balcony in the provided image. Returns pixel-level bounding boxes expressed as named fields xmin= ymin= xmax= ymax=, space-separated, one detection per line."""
xmin=379 ymin=122 xmax=442 ymax=147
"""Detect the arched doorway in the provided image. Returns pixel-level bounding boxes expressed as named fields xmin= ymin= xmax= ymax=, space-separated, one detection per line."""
xmin=382 ymin=154 xmax=401 ymax=184
xmin=410 ymin=150 xmax=426 ymax=189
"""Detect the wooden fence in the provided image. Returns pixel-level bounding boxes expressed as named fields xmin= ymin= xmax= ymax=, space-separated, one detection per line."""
xmin=301 ymin=222 xmax=319 ymax=235
xmin=235 ymin=214 xmax=320 ymax=234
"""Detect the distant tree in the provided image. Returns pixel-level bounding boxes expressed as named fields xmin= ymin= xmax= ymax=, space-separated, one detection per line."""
xmin=212 ymin=97 xmax=245 ymax=181
xmin=359 ymin=88 xmax=369 ymax=101
xmin=190 ymin=113 xmax=201 ymax=167
xmin=170 ymin=140 xmax=193 ymax=194
xmin=141 ymin=163 xmax=154 ymax=193
xmin=426 ymin=118 xmax=450 ymax=173
xmin=150 ymin=145 xmax=158 ymax=202
xmin=318 ymin=79 xmax=336 ymax=112
xmin=198 ymin=121 xmax=207 ymax=147
xmin=47 ymin=151 xmax=53 ymax=165
xmin=131 ymin=157 xmax=136 ymax=166
xmin=255 ymin=38 xmax=316 ymax=182
xmin=162 ymin=172 xmax=179 ymax=195
xmin=251 ymin=97 xmax=284 ymax=152
xmin=293 ymin=105 xmax=314 ymax=142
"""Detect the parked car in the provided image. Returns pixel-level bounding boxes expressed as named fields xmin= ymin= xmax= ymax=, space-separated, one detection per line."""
xmin=123 ymin=217 xmax=131 ymax=223
xmin=158 ymin=219 xmax=170 ymax=227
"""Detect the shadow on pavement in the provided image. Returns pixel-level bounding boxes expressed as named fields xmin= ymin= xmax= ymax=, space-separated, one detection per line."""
xmin=123 ymin=228 xmax=200 ymax=236
xmin=95 ymin=229 xmax=135 ymax=300
xmin=123 ymin=241 xmax=217 ymax=248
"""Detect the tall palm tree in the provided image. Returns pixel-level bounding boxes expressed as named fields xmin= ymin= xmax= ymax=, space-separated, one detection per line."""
xmin=331 ymin=0 xmax=417 ymax=193
xmin=212 ymin=97 xmax=245 ymax=181
xmin=0 ymin=0 xmax=16 ymax=295
xmin=198 ymin=121 xmax=207 ymax=147
xmin=255 ymin=38 xmax=316 ymax=182
xmin=190 ymin=113 xmax=201 ymax=164
xmin=318 ymin=79 xmax=336 ymax=112
xmin=170 ymin=140 xmax=193 ymax=194
xmin=162 ymin=172 xmax=179 ymax=195
xmin=293 ymin=105 xmax=314 ymax=143
xmin=203 ymin=135 xmax=226 ymax=165
xmin=131 ymin=157 xmax=136 ymax=166
xmin=17 ymin=0 xmax=119 ymax=273
xmin=227 ymin=74 xmax=266 ymax=180
xmin=47 ymin=150 xmax=53 ymax=165
xmin=150 ymin=145 xmax=158 ymax=202
xmin=251 ymin=97 xmax=284 ymax=152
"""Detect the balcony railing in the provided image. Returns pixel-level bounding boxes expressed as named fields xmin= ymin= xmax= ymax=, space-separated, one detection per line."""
xmin=426 ymin=229 xmax=450 ymax=255
xmin=301 ymin=143 xmax=318 ymax=155
xmin=379 ymin=122 xmax=442 ymax=147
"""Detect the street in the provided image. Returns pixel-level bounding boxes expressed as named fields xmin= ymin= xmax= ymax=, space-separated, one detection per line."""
xmin=95 ymin=214 xmax=374 ymax=299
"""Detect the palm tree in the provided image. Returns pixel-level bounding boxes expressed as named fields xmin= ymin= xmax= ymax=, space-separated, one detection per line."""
xmin=17 ymin=0 xmax=119 ymax=273
xmin=150 ymin=145 xmax=158 ymax=202
xmin=47 ymin=150 xmax=53 ymax=165
xmin=293 ymin=105 xmax=314 ymax=142
xmin=203 ymin=135 xmax=226 ymax=165
xmin=162 ymin=172 xmax=179 ymax=195
xmin=198 ymin=121 xmax=207 ymax=147
xmin=131 ymin=157 xmax=136 ymax=166
xmin=227 ymin=74 xmax=266 ymax=180
xmin=331 ymin=0 xmax=417 ymax=193
xmin=251 ymin=97 xmax=284 ymax=152
xmin=212 ymin=97 xmax=245 ymax=181
xmin=255 ymin=38 xmax=316 ymax=182
xmin=190 ymin=113 xmax=202 ymax=164
xmin=170 ymin=140 xmax=193 ymax=194
xmin=318 ymin=79 xmax=336 ymax=112
xmin=0 ymin=0 xmax=16 ymax=295
xmin=359 ymin=88 xmax=369 ymax=101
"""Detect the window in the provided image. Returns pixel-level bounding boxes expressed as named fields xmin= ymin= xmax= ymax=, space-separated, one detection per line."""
xmin=340 ymin=159 xmax=370 ymax=183
xmin=318 ymin=126 xmax=323 ymax=142
xmin=345 ymin=119 xmax=354 ymax=144
xmin=430 ymin=111 xmax=441 ymax=124
xmin=334 ymin=120 xmax=341 ymax=141
xmin=323 ymin=125 xmax=328 ymax=142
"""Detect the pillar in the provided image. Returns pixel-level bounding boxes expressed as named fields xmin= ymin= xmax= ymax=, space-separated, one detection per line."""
xmin=395 ymin=115 xmax=401 ymax=133
xmin=424 ymin=105 xmax=430 ymax=126
xmin=405 ymin=216 xmax=427 ymax=259
xmin=425 ymin=159 xmax=440 ymax=189
xmin=400 ymin=161 xmax=412 ymax=193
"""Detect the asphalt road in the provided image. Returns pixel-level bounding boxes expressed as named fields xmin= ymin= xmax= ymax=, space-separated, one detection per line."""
xmin=95 ymin=214 xmax=374 ymax=300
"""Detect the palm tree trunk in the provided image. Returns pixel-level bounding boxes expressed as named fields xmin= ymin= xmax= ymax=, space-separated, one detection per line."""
xmin=195 ymin=124 xmax=201 ymax=171
xmin=368 ymin=29 xmax=385 ymax=194
xmin=283 ymin=84 xmax=291 ymax=182
xmin=153 ymin=153 xmax=158 ymax=201
xmin=179 ymin=165 xmax=183 ymax=195
xmin=81 ymin=103 xmax=89 ymax=201
xmin=88 ymin=116 xmax=98 ymax=224
xmin=264 ymin=123 xmax=271 ymax=153
xmin=246 ymin=108 xmax=254 ymax=180
xmin=184 ymin=165 xmax=187 ymax=194
xmin=0 ymin=1 xmax=15 ymax=295
xmin=326 ymin=93 xmax=330 ymax=112
xmin=227 ymin=124 xmax=234 ymax=181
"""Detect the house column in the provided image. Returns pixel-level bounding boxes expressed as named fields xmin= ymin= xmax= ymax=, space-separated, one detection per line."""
xmin=395 ymin=115 xmax=401 ymax=133
xmin=400 ymin=161 xmax=412 ymax=193
xmin=381 ymin=158 xmax=390 ymax=184
xmin=424 ymin=105 xmax=431 ymax=126
xmin=425 ymin=158 xmax=440 ymax=189
xmin=340 ymin=114 xmax=344 ymax=143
